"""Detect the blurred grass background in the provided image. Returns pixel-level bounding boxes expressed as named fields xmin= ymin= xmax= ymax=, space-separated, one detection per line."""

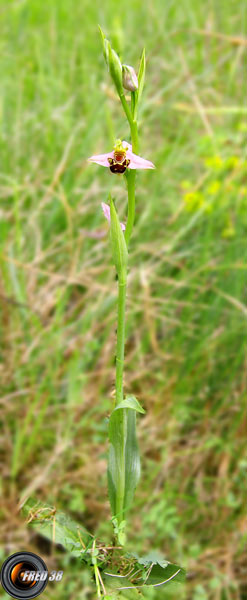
xmin=0 ymin=0 xmax=246 ymax=598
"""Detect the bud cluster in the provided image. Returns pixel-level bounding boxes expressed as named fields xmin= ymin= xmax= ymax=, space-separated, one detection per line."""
xmin=99 ymin=26 xmax=139 ymax=98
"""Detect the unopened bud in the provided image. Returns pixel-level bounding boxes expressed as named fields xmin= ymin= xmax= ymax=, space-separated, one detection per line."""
xmin=109 ymin=196 xmax=128 ymax=281
xmin=99 ymin=26 xmax=109 ymax=65
xmin=122 ymin=65 xmax=138 ymax=92
xmin=99 ymin=27 xmax=123 ymax=96
xmin=108 ymin=45 xmax=123 ymax=95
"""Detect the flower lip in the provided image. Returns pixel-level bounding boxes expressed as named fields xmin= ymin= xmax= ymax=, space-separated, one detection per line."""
xmin=88 ymin=140 xmax=155 ymax=171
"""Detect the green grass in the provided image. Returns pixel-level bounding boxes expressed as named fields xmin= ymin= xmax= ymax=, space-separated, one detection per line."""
xmin=0 ymin=1 xmax=246 ymax=599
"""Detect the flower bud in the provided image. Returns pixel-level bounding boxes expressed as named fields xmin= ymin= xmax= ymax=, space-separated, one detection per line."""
xmin=122 ymin=64 xmax=138 ymax=92
xmin=98 ymin=26 xmax=109 ymax=65
xmin=109 ymin=196 xmax=128 ymax=281
xmin=108 ymin=45 xmax=123 ymax=96
xmin=98 ymin=27 xmax=123 ymax=97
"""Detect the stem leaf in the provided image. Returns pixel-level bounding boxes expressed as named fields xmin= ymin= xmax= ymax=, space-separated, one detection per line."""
xmin=113 ymin=395 xmax=145 ymax=414
xmin=107 ymin=404 xmax=141 ymax=531
xmin=137 ymin=48 xmax=146 ymax=107
xmin=124 ymin=407 xmax=141 ymax=512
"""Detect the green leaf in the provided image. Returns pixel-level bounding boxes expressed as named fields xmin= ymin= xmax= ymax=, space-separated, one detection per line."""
xmin=112 ymin=517 xmax=127 ymax=546
xmin=108 ymin=396 xmax=144 ymax=522
xmin=108 ymin=406 xmax=140 ymax=526
xmin=137 ymin=48 xmax=146 ymax=106
xmin=130 ymin=551 xmax=186 ymax=584
xmin=22 ymin=498 xmax=93 ymax=558
xmin=104 ymin=553 xmax=185 ymax=593
xmin=109 ymin=196 xmax=128 ymax=281
xmin=103 ymin=572 xmax=139 ymax=599
xmin=124 ymin=408 xmax=141 ymax=513
xmin=144 ymin=563 xmax=186 ymax=586
xmin=113 ymin=395 xmax=145 ymax=414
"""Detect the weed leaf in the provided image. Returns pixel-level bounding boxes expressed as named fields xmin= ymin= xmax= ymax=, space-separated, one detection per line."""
xmin=22 ymin=498 xmax=93 ymax=557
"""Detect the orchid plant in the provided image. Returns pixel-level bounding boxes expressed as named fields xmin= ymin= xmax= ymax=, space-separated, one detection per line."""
xmin=88 ymin=39 xmax=155 ymax=546
xmin=23 ymin=28 xmax=185 ymax=599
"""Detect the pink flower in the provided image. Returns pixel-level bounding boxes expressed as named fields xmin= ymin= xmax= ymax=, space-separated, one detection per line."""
xmin=101 ymin=202 xmax=125 ymax=230
xmin=88 ymin=139 xmax=155 ymax=174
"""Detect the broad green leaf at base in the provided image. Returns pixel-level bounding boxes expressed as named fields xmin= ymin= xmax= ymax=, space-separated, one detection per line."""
xmin=22 ymin=498 xmax=93 ymax=558
xmin=108 ymin=404 xmax=141 ymax=530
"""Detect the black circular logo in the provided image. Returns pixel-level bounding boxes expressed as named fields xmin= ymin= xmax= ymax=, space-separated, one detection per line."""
xmin=0 ymin=552 xmax=48 ymax=599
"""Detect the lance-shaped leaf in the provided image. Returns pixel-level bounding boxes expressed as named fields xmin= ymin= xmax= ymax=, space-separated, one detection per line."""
xmin=137 ymin=48 xmax=146 ymax=105
xmin=109 ymin=196 xmax=128 ymax=282
xmin=132 ymin=48 xmax=146 ymax=120
xmin=108 ymin=397 xmax=144 ymax=531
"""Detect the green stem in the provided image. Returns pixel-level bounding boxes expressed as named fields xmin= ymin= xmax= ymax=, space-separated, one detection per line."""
xmin=94 ymin=564 xmax=102 ymax=599
xmin=120 ymin=91 xmax=139 ymax=248
xmin=116 ymin=280 xmax=126 ymax=405
xmin=115 ymin=408 xmax=127 ymax=523
xmin=130 ymin=120 xmax=139 ymax=154
xmin=125 ymin=120 xmax=139 ymax=247
xmin=113 ymin=95 xmax=139 ymax=530
xmin=124 ymin=171 xmax=136 ymax=247
xmin=115 ymin=279 xmax=127 ymax=524
xmin=120 ymin=93 xmax=132 ymax=128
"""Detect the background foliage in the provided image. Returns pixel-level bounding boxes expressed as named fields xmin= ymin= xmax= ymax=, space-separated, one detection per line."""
xmin=0 ymin=1 xmax=246 ymax=598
